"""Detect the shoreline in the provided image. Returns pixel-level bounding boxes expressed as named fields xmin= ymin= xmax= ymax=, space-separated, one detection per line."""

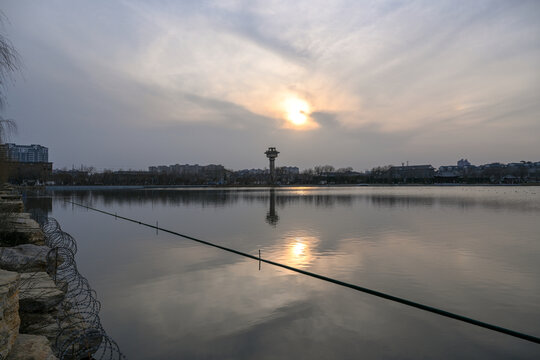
xmin=40 ymin=183 xmax=540 ymax=191
xmin=0 ymin=184 xmax=118 ymax=358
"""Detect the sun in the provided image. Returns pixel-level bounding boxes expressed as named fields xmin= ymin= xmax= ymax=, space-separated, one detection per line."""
xmin=284 ymin=98 xmax=311 ymax=126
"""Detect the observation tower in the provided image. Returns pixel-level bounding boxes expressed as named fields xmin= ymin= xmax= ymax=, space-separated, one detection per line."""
xmin=264 ymin=147 xmax=279 ymax=185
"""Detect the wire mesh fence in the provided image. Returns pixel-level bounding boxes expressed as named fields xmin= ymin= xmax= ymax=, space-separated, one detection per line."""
xmin=25 ymin=214 xmax=126 ymax=359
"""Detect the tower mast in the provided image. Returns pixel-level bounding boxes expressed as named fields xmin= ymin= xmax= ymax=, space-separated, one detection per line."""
xmin=264 ymin=147 xmax=279 ymax=185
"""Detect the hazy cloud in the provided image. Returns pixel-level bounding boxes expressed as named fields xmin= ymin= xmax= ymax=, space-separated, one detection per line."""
xmin=2 ymin=0 xmax=539 ymax=169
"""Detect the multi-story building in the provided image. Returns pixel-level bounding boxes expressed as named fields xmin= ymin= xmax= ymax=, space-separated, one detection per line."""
xmin=157 ymin=165 xmax=170 ymax=173
xmin=179 ymin=164 xmax=202 ymax=175
xmin=0 ymin=143 xmax=52 ymax=184
xmin=388 ymin=165 xmax=435 ymax=181
xmin=0 ymin=143 xmax=48 ymax=162
xmin=279 ymin=166 xmax=300 ymax=175
xmin=149 ymin=163 xmax=225 ymax=176
xmin=457 ymin=159 xmax=471 ymax=168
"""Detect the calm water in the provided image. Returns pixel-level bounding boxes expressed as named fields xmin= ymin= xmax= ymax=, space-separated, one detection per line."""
xmin=27 ymin=186 xmax=540 ymax=359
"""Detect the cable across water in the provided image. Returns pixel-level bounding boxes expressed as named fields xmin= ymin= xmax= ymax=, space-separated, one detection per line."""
xmin=68 ymin=201 xmax=540 ymax=345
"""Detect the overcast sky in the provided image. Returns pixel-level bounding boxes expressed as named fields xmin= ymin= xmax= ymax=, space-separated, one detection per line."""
xmin=2 ymin=0 xmax=539 ymax=171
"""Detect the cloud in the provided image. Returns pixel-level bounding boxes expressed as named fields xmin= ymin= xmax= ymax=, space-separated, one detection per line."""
xmin=2 ymin=0 xmax=539 ymax=169
xmin=310 ymin=111 xmax=340 ymax=128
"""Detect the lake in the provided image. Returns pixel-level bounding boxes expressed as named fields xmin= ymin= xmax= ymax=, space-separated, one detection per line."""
xmin=26 ymin=186 xmax=540 ymax=359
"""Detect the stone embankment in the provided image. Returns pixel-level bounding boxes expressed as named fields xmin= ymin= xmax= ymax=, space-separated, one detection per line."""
xmin=0 ymin=184 xmax=62 ymax=359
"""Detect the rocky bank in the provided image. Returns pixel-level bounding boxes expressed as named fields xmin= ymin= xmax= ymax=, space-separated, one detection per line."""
xmin=0 ymin=185 xmax=67 ymax=359
xmin=0 ymin=184 xmax=122 ymax=359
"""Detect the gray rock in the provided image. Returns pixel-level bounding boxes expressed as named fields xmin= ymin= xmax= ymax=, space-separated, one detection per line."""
xmin=6 ymin=334 xmax=57 ymax=360
xmin=0 ymin=200 xmax=24 ymax=214
xmin=0 ymin=244 xmax=50 ymax=273
xmin=0 ymin=213 xmax=45 ymax=247
xmin=0 ymin=194 xmax=21 ymax=201
xmin=19 ymin=311 xmax=59 ymax=344
xmin=0 ymin=269 xmax=20 ymax=359
xmin=19 ymin=273 xmax=64 ymax=313
xmin=20 ymin=308 xmax=103 ymax=359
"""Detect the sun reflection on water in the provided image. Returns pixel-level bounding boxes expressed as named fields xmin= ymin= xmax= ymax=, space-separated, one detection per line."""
xmin=291 ymin=241 xmax=306 ymax=257
xmin=285 ymin=236 xmax=319 ymax=268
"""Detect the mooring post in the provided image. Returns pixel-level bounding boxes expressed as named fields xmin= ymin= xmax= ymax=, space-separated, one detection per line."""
xmin=259 ymin=249 xmax=261 ymax=271
xmin=156 ymin=221 xmax=158 ymax=235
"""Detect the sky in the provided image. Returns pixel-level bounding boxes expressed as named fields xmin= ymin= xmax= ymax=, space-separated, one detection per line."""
xmin=2 ymin=0 xmax=539 ymax=171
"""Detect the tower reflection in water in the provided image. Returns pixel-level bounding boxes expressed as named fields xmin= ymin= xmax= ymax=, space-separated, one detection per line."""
xmin=265 ymin=188 xmax=279 ymax=226
xmin=264 ymin=189 xmax=320 ymax=268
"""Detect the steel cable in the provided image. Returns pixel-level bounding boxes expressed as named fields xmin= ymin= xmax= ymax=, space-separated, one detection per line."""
xmin=68 ymin=200 xmax=540 ymax=345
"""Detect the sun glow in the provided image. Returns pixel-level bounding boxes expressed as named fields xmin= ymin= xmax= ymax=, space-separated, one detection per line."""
xmin=291 ymin=241 xmax=307 ymax=257
xmin=285 ymin=236 xmax=319 ymax=268
xmin=283 ymin=98 xmax=311 ymax=126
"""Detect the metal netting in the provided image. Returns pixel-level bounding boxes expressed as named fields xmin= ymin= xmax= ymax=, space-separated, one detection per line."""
xmin=35 ymin=215 xmax=125 ymax=359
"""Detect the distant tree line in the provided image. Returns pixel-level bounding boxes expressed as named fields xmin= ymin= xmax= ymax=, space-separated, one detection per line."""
xmin=33 ymin=160 xmax=540 ymax=186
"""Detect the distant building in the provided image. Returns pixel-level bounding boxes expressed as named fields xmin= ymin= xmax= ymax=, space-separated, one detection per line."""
xmin=388 ymin=165 xmax=435 ymax=181
xmin=438 ymin=165 xmax=460 ymax=176
xmin=479 ymin=162 xmax=505 ymax=169
xmin=0 ymin=143 xmax=52 ymax=184
xmin=169 ymin=164 xmax=201 ymax=175
xmin=201 ymin=164 xmax=224 ymax=175
xmin=0 ymin=143 xmax=48 ymax=163
xmin=148 ymin=163 xmax=226 ymax=181
xmin=436 ymin=159 xmax=477 ymax=180
xmin=279 ymin=166 xmax=299 ymax=175
xmin=236 ymin=168 xmax=266 ymax=176
xmin=457 ymin=159 xmax=471 ymax=168
xmin=4 ymin=161 xmax=53 ymax=184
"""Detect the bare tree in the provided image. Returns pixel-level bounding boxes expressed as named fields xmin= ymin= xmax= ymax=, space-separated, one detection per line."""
xmin=314 ymin=165 xmax=335 ymax=175
xmin=0 ymin=12 xmax=21 ymax=144
xmin=0 ymin=13 xmax=21 ymax=183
